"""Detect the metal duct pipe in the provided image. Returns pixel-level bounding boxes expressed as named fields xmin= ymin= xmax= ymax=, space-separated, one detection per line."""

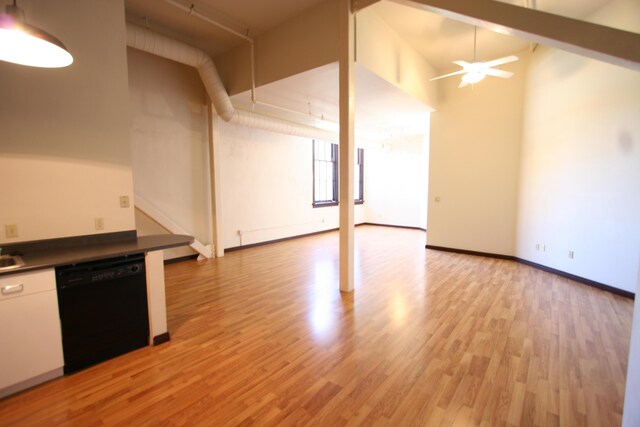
xmin=231 ymin=110 xmax=335 ymax=140
xmin=125 ymin=23 xmax=337 ymax=142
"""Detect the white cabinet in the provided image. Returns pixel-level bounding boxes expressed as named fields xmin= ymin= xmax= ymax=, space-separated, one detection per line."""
xmin=0 ymin=269 xmax=64 ymax=397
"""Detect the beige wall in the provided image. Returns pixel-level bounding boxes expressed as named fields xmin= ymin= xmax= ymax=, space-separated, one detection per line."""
xmin=516 ymin=0 xmax=640 ymax=292
xmin=0 ymin=0 xmax=135 ymax=243
xmin=356 ymin=6 xmax=438 ymax=109
xmin=364 ymin=136 xmax=429 ymax=229
xmin=215 ymin=0 xmax=439 ymax=112
xmin=219 ymin=121 xmax=365 ymax=249
xmin=215 ymin=0 xmax=339 ymax=96
xmin=426 ymin=53 xmax=526 ymax=256
xmin=426 ymin=0 xmax=639 ymax=292
xmin=127 ymin=48 xmax=213 ymax=260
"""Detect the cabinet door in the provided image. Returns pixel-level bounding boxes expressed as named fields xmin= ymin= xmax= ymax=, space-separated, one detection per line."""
xmin=0 ymin=271 xmax=63 ymax=392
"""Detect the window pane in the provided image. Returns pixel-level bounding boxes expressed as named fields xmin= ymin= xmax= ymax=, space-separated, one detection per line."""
xmin=313 ymin=140 xmax=339 ymax=205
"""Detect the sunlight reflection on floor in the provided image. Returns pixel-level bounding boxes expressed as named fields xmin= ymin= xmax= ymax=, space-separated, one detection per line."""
xmin=309 ymin=259 xmax=337 ymax=338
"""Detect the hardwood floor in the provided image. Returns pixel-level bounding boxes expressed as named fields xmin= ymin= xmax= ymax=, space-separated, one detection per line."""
xmin=0 ymin=226 xmax=634 ymax=426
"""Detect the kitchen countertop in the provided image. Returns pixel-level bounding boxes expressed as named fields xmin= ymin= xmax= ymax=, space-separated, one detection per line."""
xmin=0 ymin=234 xmax=194 ymax=276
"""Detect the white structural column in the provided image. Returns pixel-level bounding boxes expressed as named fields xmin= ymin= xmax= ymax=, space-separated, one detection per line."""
xmin=338 ymin=0 xmax=355 ymax=293
xmin=622 ymin=261 xmax=640 ymax=427
xmin=208 ymin=109 xmax=225 ymax=257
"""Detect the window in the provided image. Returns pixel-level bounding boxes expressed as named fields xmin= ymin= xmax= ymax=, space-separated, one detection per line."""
xmin=313 ymin=140 xmax=339 ymax=207
xmin=355 ymin=148 xmax=364 ymax=204
xmin=312 ymin=140 xmax=364 ymax=207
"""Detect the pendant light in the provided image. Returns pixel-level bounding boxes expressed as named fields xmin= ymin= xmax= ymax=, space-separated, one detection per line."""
xmin=0 ymin=0 xmax=73 ymax=68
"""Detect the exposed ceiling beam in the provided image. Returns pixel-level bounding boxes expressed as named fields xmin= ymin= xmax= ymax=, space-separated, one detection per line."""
xmin=379 ymin=0 xmax=640 ymax=71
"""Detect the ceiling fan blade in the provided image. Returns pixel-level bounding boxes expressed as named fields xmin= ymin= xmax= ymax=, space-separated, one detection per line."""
xmin=482 ymin=55 xmax=519 ymax=68
xmin=484 ymin=68 xmax=514 ymax=79
xmin=452 ymin=60 xmax=470 ymax=68
xmin=430 ymin=69 xmax=467 ymax=81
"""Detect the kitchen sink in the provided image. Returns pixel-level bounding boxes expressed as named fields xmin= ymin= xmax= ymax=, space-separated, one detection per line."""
xmin=0 ymin=255 xmax=25 ymax=271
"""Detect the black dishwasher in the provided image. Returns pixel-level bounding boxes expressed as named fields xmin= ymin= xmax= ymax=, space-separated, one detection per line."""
xmin=56 ymin=254 xmax=149 ymax=374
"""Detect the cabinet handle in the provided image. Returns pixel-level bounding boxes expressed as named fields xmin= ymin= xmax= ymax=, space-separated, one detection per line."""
xmin=1 ymin=284 xmax=24 ymax=295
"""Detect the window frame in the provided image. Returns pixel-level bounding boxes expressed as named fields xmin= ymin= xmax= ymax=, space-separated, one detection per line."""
xmin=311 ymin=141 xmax=364 ymax=207
xmin=312 ymin=139 xmax=339 ymax=208
xmin=355 ymin=147 xmax=364 ymax=205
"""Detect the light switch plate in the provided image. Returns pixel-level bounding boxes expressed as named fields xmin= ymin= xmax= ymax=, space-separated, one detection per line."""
xmin=5 ymin=224 xmax=18 ymax=238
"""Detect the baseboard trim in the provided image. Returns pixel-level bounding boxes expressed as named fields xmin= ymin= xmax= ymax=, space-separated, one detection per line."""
xmin=0 ymin=367 xmax=63 ymax=399
xmin=515 ymin=258 xmax=635 ymax=299
xmin=225 ymin=223 xmax=426 ymax=253
xmin=425 ymin=244 xmax=634 ymax=299
xmin=225 ymin=228 xmax=340 ymax=252
xmin=153 ymin=332 xmax=171 ymax=346
xmin=362 ymin=222 xmax=426 ymax=232
xmin=164 ymin=254 xmax=199 ymax=265
xmin=425 ymin=244 xmax=513 ymax=260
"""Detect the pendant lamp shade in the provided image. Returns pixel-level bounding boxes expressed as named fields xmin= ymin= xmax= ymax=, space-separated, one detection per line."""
xmin=0 ymin=2 xmax=73 ymax=68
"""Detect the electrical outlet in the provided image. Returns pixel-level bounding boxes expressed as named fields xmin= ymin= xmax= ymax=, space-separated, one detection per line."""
xmin=95 ymin=218 xmax=104 ymax=230
xmin=568 ymin=250 xmax=574 ymax=259
xmin=120 ymin=195 xmax=130 ymax=208
xmin=542 ymin=245 xmax=546 ymax=252
xmin=5 ymin=224 xmax=18 ymax=238
xmin=535 ymin=243 xmax=540 ymax=251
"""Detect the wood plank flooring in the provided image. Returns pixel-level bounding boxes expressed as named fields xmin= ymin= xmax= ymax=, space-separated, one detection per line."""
xmin=0 ymin=226 xmax=634 ymax=426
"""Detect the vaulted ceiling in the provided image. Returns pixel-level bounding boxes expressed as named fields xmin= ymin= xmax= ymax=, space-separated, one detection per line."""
xmin=125 ymin=0 xmax=616 ymax=70
xmin=123 ymin=0 xmax=622 ymax=139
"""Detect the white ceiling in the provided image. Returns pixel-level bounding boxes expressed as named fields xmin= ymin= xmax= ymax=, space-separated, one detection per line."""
xmin=372 ymin=0 xmax=615 ymax=73
xmin=125 ymin=0 xmax=616 ymax=70
xmin=123 ymin=0 xmax=617 ymax=139
xmin=372 ymin=2 xmax=529 ymax=72
xmin=125 ymin=0 xmax=327 ymax=57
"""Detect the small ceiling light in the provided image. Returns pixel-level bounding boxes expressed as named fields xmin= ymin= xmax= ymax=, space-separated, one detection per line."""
xmin=0 ymin=0 xmax=73 ymax=68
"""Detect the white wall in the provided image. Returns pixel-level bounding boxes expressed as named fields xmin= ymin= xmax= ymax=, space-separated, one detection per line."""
xmin=127 ymin=49 xmax=211 ymax=259
xmin=516 ymin=1 xmax=640 ymax=293
xmin=220 ymin=122 xmax=365 ymax=249
xmin=0 ymin=0 xmax=135 ymax=243
xmin=364 ymin=136 xmax=429 ymax=229
xmin=216 ymin=0 xmax=339 ymax=96
xmin=356 ymin=6 xmax=438 ymax=109
xmin=426 ymin=54 xmax=526 ymax=256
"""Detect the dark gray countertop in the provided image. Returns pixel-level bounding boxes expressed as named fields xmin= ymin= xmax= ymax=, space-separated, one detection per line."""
xmin=0 ymin=234 xmax=193 ymax=276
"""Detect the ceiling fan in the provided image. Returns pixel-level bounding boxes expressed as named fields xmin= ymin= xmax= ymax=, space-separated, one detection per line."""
xmin=430 ymin=27 xmax=518 ymax=88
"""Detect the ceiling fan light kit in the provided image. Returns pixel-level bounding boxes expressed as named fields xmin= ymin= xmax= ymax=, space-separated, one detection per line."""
xmin=430 ymin=27 xmax=518 ymax=88
xmin=461 ymin=69 xmax=486 ymax=85
xmin=0 ymin=0 xmax=73 ymax=68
